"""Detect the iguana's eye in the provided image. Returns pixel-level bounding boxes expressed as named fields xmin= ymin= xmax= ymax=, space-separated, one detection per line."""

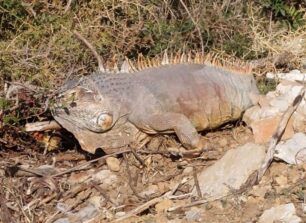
xmin=96 ymin=113 xmax=113 ymax=131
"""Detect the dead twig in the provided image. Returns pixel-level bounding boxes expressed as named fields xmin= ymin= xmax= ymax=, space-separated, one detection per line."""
xmin=0 ymin=193 xmax=13 ymax=223
xmin=73 ymin=30 xmax=105 ymax=72
xmin=91 ymin=182 xmax=117 ymax=206
xmin=123 ymin=153 xmax=145 ymax=201
xmin=114 ymin=178 xmax=188 ymax=222
xmin=25 ymin=120 xmax=62 ymax=132
xmin=193 ymin=167 xmax=202 ymax=199
xmin=45 ymin=184 xmax=92 ymax=223
xmin=51 ymin=149 xmax=131 ymax=177
xmin=17 ymin=167 xmax=46 ymax=177
xmin=257 ymin=87 xmax=305 ymax=181
xmin=130 ymin=146 xmax=146 ymax=167
xmin=168 ymin=193 xmax=230 ymax=212
xmin=64 ymin=0 xmax=72 ymax=13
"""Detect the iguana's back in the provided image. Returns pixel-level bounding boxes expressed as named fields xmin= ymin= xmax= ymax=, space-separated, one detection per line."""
xmin=124 ymin=64 xmax=258 ymax=131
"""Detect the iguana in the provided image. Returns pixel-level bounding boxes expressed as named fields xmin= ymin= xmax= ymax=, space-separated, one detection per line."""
xmin=51 ymin=53 xmax=260 ymax=154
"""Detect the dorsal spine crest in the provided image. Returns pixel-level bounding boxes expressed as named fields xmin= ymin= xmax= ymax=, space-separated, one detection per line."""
xmin=102 ymin=51 xmax=253 ymax=75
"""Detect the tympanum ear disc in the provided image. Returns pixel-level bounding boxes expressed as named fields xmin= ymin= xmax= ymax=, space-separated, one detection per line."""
xmin=97 ymin=113 xmax=113 ymax=131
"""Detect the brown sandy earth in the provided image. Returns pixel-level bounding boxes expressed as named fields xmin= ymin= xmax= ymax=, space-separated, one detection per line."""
xmin=0 ymin=122 xmax=305 ymax=223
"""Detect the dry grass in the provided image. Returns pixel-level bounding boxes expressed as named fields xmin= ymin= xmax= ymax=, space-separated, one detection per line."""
xmin=0 ymin=1 xmax=305 ymax=89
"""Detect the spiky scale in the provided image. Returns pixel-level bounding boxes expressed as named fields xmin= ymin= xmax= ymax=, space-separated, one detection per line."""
xmin=120 ymin=58 xmax=131 ymax=73
xmin=162 ymin=51 xmax=169 ymax=65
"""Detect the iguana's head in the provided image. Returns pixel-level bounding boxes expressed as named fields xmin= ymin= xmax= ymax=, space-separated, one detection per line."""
xmin=50 ymin=84 xmax=141 ymax=154
xmin=51 ymin=86 xmax=115 ymax=133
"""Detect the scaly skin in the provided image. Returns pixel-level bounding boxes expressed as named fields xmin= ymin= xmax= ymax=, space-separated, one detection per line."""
xmin=52 ymin=63 xmax=259 ymax=154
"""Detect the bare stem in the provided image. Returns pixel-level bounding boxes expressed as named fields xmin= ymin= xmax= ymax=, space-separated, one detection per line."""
xmin=73 ymin=30 xmax=105 ymax=72
xmin=179 ymin=0 xmax=204 ymax=54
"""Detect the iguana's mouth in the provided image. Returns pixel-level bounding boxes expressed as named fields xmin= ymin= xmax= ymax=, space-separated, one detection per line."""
xmin=51 ymin=105 xmax=107 ymax=133
xmin=53 ymin=115 xmax=105 ymax=153
xmin=52 ymin=114 xmax=139 ymax=154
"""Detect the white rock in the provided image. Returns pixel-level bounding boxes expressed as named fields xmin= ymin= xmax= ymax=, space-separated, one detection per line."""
xmin=258 ymin=203 xmax=302 ymax=223
xmin=140 ymin=184 xmax=159 ymax=197
xmin=182 ymin=166 xmax=193 ymax=175
xmin=115 ymin=212 xmax=126 ymax=218
xmin=267 ymin=70 xmax=306 ymax=82
xmin=285 ymin=86 xmax=304 ymax=102
xmin=185 ymin=207 xmax=202 ymax=222
xmin=292 ymin=110 xmax=306 ymax=132
xmin=92 ymin=169 xmax=118 ymax=186
xmin=266 ymin=72 xmax=276 ymax=79
xmin=260 ymin=106 xmax=282 ymax=118
xmin=192 ymin=143 xmax=266 ymax=198
xmin=88 ymin=196 xmax=103 ymax=209
xmin=53 ymin=218 xmax=69 ymax=223
xmin=276 ymin=82 xmax=293 ymax=95
xmin=54 ymin=203 xmax=99 ymax=223
xmin=275 ymin=133 xmax=306 ymax=164
xmin=269 ymin=98 xmax=289 ymax=112
xmin=296 ymin=103 xmax=306 ymax=115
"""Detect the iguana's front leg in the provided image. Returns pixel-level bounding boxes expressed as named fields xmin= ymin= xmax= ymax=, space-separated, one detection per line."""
xmin=130 ymin=112 xmax=203 ymax=150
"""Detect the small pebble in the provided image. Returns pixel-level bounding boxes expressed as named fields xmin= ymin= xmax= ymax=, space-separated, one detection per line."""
xmin=106 ymin=157 xmax=120 ymax=172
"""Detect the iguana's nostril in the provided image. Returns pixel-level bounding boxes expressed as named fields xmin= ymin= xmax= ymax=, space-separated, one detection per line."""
xmin=70 ymin=102 xmax=77 ymax=107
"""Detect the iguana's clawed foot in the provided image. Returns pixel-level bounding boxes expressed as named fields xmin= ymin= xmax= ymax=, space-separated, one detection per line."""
xmin=168 ymin=141 xmax=208 ymax=157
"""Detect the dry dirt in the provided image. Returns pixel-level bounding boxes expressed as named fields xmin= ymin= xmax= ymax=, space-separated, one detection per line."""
xmin=0 ymin=120 xmax=305 ymax=223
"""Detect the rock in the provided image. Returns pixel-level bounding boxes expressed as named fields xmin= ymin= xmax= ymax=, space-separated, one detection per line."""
xmin=106 ymin=157 xmax=121 ymax=172
xmin=276 ymin=81 xmax=304 ymax=100
xmin=140 ymin=184 xmax=159 ymax=198
xmin=269 ymin=98 xmax=289 ymax=112
xmin=292 ymin=112 xmax=306 ymax=132
xmin=243 ymin=77 xmax=306 ymax=144
xmin=302 ymin=163 xmax=306 ymax=171
xmin=54 ymin=203 xmax=99 ymax=223
xmin=274 ymin=133 xmax=306 ymax=164
xmin=155 ymin=199 xmax=173 ymax=213
xmin=258 ymin=203 xmax=302 ymax=223
xmin=182 ymin=166 xmax=193 ymax=175
xmin=92 ymin=169 xmax=118 ymax=188
xmin=115 ymin=212 xmax=126 ymax=218
xmin=68 ymin=171 xmax=92 ymax=184
xmin=192 ymin=143 xmax=266 ymax=198
xmin=185 ymin=207 xmax=202 ymax=222
xmin=250 ymin=115 xmax=294 ymax=144
xmin=88 ymin=196 xmax=103 ymax=209
xmin=274 ymin=175 xmax=288 ymax=187
xmin=249 ymin=185 xmax=270 ymax=199
xmin=157 ymin=182 xmax=170 ymax=192
xmin=266 ymin=70 xmax=306 ymax=82
xmin=243 ymin=105 xmax=279 ymax=125
xmin=288 ymin=168 xmax=301 ymax=184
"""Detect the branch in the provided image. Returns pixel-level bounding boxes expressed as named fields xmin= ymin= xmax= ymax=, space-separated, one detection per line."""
xmin=64 ymin=0 xmax=72 ymax=13
xmin=25 ymin=121 xmax=62 ymax=132
xmin=257 ymin=87 xmax=305 ymax=180
xmin=73 ymin=30 xmax=105 ymax=72
xmin=115 ymin=178 xmax=188 ymax=221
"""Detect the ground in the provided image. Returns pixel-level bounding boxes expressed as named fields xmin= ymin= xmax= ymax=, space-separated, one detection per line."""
xmin=0 ymin=122 xmax=305 ymax=222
